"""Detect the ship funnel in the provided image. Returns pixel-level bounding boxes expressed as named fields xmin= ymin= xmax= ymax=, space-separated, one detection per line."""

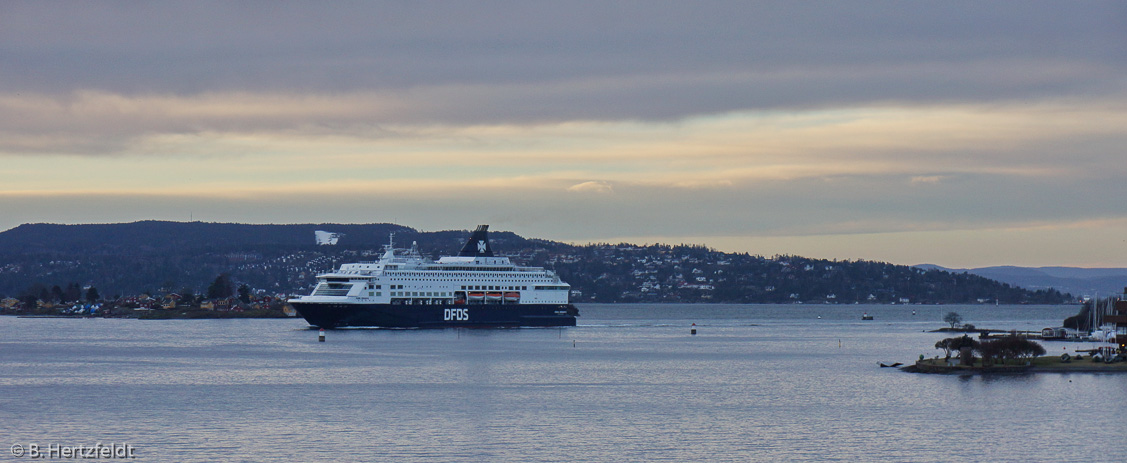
xmin=458 ymin=225 xmax=494 ymax=257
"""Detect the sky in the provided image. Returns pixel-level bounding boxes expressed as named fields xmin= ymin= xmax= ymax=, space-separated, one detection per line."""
xmin=2 ymin=1 xmax=1126 ymax=268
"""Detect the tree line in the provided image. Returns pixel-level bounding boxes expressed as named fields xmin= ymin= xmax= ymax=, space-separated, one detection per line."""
xmin=935 ymin=334 xmax=1047 ymax=366
xmin=13 ymin=282 xmax=100 ymax=307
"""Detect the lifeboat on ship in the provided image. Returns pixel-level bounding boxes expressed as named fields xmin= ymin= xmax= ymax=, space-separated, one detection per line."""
xmin=504 ymin=292 xmax=520 ymax=302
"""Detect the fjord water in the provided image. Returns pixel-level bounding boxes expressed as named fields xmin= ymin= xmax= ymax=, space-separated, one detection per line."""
xmin=2 ymin=304 xmax=1124 ymax=462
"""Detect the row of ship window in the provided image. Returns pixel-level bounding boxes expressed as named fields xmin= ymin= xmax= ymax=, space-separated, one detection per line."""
xmin=387 ymin=291 xmax=451 ymax=298
xmin=390 ymin=278 xmax=543 ymax=282
xmin=356 ymin=283 xmax=554 ymax=291
xmin=392 ymin=273 xmax=537 ymax=278
xmin=462 ymin=285 xmax=527 ymax=291
xmin=361 ymin=290 xmax=566 ymax=298
xmin=369 ymin=283 xmax=552 ymax=292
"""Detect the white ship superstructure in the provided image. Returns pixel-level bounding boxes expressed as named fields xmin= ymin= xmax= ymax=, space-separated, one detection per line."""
xmin=299 ymin=240 xmax=570 ymax=306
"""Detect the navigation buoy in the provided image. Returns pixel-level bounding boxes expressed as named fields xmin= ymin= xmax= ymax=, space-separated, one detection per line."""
xmin=318 ymin=328 xmax=325 ymax=342
xmin=691 ymin=323 xmax=697 ymax=336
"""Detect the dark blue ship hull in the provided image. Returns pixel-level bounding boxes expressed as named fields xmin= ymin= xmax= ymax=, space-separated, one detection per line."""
xmin=291 ymin=301 xmax=578 ymax=328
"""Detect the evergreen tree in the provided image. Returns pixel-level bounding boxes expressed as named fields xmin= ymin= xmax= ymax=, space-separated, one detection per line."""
xmin=50 ymin=285 xmax=65 ymax=303
xmin=237 ymin=284 xmax=251 ymax=304
xmin=86 ymin=286 xmax=100 ymax=303
xmin=64 ymin=283 xmax=83 ymax=303
xmin=207 ymin=274 xmax=235 ymax=299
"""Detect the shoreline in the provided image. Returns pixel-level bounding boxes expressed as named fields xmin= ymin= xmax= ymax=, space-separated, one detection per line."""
xmin=903 ymin=356 xmax=1127 ymax=374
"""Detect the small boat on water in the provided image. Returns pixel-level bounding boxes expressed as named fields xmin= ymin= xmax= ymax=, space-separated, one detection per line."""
xmin=861 ymin=313 xmax=874 ymax=320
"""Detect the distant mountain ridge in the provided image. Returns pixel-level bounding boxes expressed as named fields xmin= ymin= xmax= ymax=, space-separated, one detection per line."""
xmin=0 ymin=221 xmax=563 ymax=298
xmin=0 ymin=221 xmax=1071 ymax=305
xmin=0 ymin=221 xmax=414 ymax=254
xmin=915 ymin=264 xmax=1127 ymax=298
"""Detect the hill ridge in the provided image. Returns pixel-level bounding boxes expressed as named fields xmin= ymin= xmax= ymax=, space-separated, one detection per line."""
xmin=915 ymin=264 xmax=1127 ymax=298
xmin=0 ymin=221 xmax=1073 ymax=304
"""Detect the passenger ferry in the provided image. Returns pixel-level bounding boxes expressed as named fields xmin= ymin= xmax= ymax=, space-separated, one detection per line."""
xmin=289 ymin=225 xmax=578 ymax=328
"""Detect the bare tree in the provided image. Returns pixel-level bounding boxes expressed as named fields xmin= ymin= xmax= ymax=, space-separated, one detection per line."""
xmin=943 ymin=311 xmax=963 ymax=329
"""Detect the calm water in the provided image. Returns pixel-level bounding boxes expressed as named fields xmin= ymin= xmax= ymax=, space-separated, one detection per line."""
xmin=2 ymin=304 xmax=1123 ymax=462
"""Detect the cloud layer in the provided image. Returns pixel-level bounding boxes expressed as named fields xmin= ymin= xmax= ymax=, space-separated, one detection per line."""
xmin=2 ymin=2 xmax=1126 ymax=267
